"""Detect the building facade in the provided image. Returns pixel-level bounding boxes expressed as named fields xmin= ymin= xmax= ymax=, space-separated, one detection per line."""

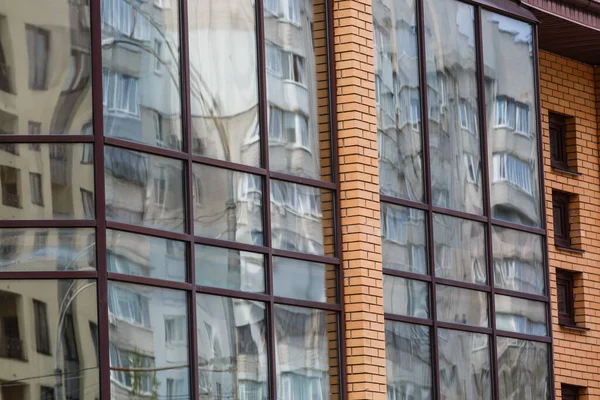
xmin=0 ymin=0 xmax=599 ymax=398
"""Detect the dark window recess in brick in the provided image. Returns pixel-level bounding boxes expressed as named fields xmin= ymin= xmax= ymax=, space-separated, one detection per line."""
xmin=556 ymin=269 xmax=575 ymax=326
xmin=553 ymin=191 xmax=571 ymax=248
xmin=549 ymin=113 xmax=568 ymax=170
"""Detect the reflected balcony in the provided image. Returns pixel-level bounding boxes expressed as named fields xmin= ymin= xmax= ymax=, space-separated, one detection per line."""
xmin=50 ymin=144 xmax=69 ymax=185
xmin=0 ymin=336 xmax=24 ymax=361
xmin=2 ymin=192 xmax=19 ymax=208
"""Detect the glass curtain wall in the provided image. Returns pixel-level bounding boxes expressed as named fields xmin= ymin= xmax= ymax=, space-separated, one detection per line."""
xmin=374 ymin=0 xmax=550 ymax=399
xmin=0 ymin=0 xmax=342 ymax=399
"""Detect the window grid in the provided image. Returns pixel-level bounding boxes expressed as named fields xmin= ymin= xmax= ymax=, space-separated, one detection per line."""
xmin=379 ymin=2 xmax=551 ymax=400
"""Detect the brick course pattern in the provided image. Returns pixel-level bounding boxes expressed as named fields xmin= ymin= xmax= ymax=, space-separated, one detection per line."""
xmin=333 ymin=0 xmax=387 ymax=398
xmin=540 ymin=49 xmax=600 ymax=399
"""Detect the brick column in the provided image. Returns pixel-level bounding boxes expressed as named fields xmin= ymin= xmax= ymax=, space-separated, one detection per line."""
xmin=333 ymin=1 xmax=387 ymax=398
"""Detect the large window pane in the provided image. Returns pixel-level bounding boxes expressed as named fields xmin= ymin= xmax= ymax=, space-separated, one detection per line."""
xmin=193 ymin=164 xmax=263 ymax=246
xmin=374 ymin=0 xmax=424 ymax=202
xmin=187 ymin=0 xmax=260 ymax=167
xmin=108 ymin=282 xmax=189 ymax=399
xmin=381 ymin=204 xmax=428 ymax=275
xmin=497 ymin=338 xmax=549 ymax=400
xmin=482 ymin=11 xmax=540 ymax=227
xmin=385 ymin=321 xmax=432 ymax=400
xmin=436 ymin=285 xmax=489 ymax=327
xmin=101 ymin=0 xmax=182 ymax=151
xmin=273 ymin=257 xmax=336 ymax=303
xmin=274 ymin=305 xmax=339 ymax=400
xmin=264 ymin=0 xmax=331 ymax=181
xmin=495 ymin=294 xmax=547 ymax=336
xmin=438 ymin=329 xmax=491 ymax=400
xmin=270 ymin=180 xmax=334 ymax=256
xmin=197 ymin=294 xmax=268 ymax=400
xmin=0 ymin=143 xmax=94 ymax=219
xmin=0 ymin=228 xmax=95 ymax=272
xmin=1 ymin=2 xmax=92 ymax=135
xmin=492 ymin=226 xmax=545 ymax=295
xmin=0 ymin=280 xmax=98 ymax=399
xmin=195 ymin=244 xmax=265 ymax=293
xmin=105 ymin=146 xmax=185 ymax=232
xmin=425 ymin=0 xmax=482 ymax=214
xmin=107 ymin=229 xmax=186 ymax=282
xmin=434 ymin=214 xmax=487 ymax=285
xmin=384 ymin=275 xmax=430 ymax=319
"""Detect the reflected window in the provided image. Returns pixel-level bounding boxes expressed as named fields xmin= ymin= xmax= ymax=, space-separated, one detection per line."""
xmin=33 ymin=299 xmax=50 ymax=355
xmin=26 ymin=25 xmax=49 ymax=90
xmin=1 ymin=166 xmax=20 ymax=208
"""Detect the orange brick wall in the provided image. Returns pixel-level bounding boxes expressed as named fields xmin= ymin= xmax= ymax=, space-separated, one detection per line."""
xmin=540 ymin=50 xmax=600 ymax=399
xmin=333 ymin=0 xmax=387 ymax=398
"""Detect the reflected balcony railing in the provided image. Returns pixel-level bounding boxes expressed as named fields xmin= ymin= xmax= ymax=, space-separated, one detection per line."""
xmin=0 ymin=336 xmax=25 ymax=360
xmin=2 ymin=192 xmax=19 ymax=208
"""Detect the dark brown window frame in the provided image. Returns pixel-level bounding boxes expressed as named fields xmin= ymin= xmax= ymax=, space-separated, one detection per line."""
xmin=553 ymin=190 xmax=571 ymax=249
xmin=378 ymin=0 xmax=551 ymax=400
xmin=556 ymin=269 xmax=576 ymax=327
xmin=549 ymin=112 xmax=569 ymax=171
xmin=561 ymin=383 xmax=580 ymax=400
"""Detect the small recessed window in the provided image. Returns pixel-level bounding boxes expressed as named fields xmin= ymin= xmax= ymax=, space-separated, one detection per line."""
xmin=553 ymin=191 xmax=571 ymax=248
xmin=549 ymin=113 xmax=568 ymax=170
xmin=557 ymin=269 xmax=575 ymax=326
xmin=561 ymin=384 xmax=581 ymax=400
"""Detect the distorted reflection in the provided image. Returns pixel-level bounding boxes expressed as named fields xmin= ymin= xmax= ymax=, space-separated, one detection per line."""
xmin=0 ymin=0 xmax=93 ymax=136
xmin=385 ymin=321 xmax=432 ymax=400
xmin=197 ymin=294 xmax=268 ymax=399
xmin=374 ymin=0 xmax=424 ymax=202
xmin=495 ymin=294 xmax=547 ymax=336
xmin=384 ymin=275 xmax=430 ymax=318
xmin=274 ymin=305 xmax=338 ymax=400
xmin=108 ymin=282 xmax=189 ymax=400
xmin=381 ymin=204 xmax=428 ymax=274
xmin=188 ymin=0 xmax=260 ymax=167
xmin=101 ymin=0 xmax=183 ymax=150
xmin=264 ymin=0 xmax=331 ymax=181
xmin=492 ymin=226 xmax=545 ymax=295
xmin=425 ymin=0 xmax=483 ymax=214
xmin=482 ymin=11 xmax=540 ymax=227
xmin=273 ymin=257 xmax=337 ymax=303
xmin=0 ymin=143 xmax=94 ymax=220
xmin=438 ymin=329 xmax=491 ymax=399
xmin=433 ymin=214 xmax=487 ymax=284
xmin=0 ymin=228 xmax=95 ymax=272
xmin=105 ymin=146 xmax=185 ymax=232
xmin=497 ymin=338 xmax=549 ymax=400
xmin=270 ymin=180 xmax=333 ymax=256
xmin=193 ymin=164 xmax=264 ymax=246
xmin=0 ymin=280 xmax=98 ymax=399
xmin=436 ymin=285 xmax=489 ymax=327
xmin=107 ymin=229 xmax=186 ymax=281
xmin=195 ymin=244 xmax=265 ymax=293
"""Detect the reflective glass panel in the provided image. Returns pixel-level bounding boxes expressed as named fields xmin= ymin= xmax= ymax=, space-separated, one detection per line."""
xmin=188 ymin=0 xmax=260 ymax=167
xmin=105 ymin=146 xmax=185 ymax=232
xmin=384 ymin=275 xmax=430 ymax=319
xmin=495 ymin=294 xmax=547 ymax=336
xmin=482 ymin=11 xmax=541 ymax=227
xmin=270 ymin=180 xmax=334 ymax=256
xmin=425 ymin=0 xmax=483 ymax=214
xmin=385 ymin=321 xmax=433 ymax=400
xmin=436 ymin=285 xmax=489 ymax=327
xmin=193 ymin=164 xmax=263 ymax=245
xmin=264 ymin=0 xmax=331 ymax=181
xmin=108 ymin=282 xmax=189 ymax=399
xmin=0 ymin=143 xmax=94 ymax=219
xmin=195 ymin=244 xmax=265 ymax=293
xmin=438 ymin=329 xmax=491 ymax=400
xmin=0 ymin=228 xmax=95 ymax=272
xmin=274 ymin=305 xmax=339 ymax=400
xmin=497 ymin=338 xmax=549 ymax=400
xmin=374 ymin=0 xmax=424 ymax=202
xmin=273 ymin=257 xmax=336 ymax=303
xmin=434 ymin=214 xmax=487 ymax=284
xmin=0 ymin=280 xmax=98 ymax=399
xmin=381 ymin=204 xmax=428 ymax=274
xmin=492 ymin=226 xmax=545 ymax=295
xmin=197 ymin=294 xmax=268 ymax=399
xmin=1 ymin=2 xmax=92 ymax=135
xmin=107 ymin=229 xmax=186 ymax=282
xmin=101 ymin=0 xmax=182 ymax=150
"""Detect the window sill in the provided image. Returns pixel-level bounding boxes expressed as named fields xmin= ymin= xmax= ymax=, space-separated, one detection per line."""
xmin=559 ymin=323 xmax=590 ymax=332
xmin=555 ymin=245 xmax=585 ymax=254
xmin=551 ymin=165 xmax=581 ymax=177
